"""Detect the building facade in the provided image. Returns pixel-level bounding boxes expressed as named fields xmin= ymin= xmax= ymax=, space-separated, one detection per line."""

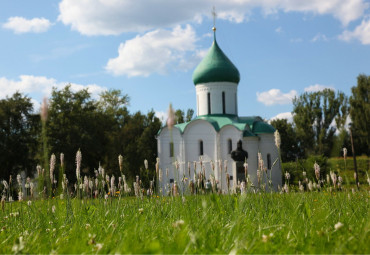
xmin=157 ymin=30 xmax=282 ymax=193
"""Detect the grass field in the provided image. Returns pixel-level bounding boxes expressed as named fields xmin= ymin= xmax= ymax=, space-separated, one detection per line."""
xmin=1 ymin=191 xmax=369 ymax=254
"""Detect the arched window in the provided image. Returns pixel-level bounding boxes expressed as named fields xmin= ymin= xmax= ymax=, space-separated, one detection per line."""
xmin=207 ymin=92 xmax=211 ymax=115
xmin=169 ymin=142 xmax=174 ymax=157
xmin=228 ymin=139 xmax=232 ymax=154
xmin=199 ymin=140 xmax=204 ymax=156
xmin=267 ymin=153 xmax=271 ymax=170
xmin=222 ymin=91 xmax=226 ymax=114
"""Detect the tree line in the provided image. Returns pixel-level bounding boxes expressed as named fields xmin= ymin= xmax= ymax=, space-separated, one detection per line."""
xmin=271 ymin=74 xmax=369 ymax=162
xmin=0 ymin=74 xmax=368 ymax=183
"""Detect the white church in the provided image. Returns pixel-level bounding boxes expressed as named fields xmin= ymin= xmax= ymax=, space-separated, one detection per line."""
xmin=157 ymin=27 xmax=282 ymax=193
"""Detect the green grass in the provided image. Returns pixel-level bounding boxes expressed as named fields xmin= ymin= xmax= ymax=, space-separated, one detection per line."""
xmin=1 ymin=191 xmax=369 ymax=254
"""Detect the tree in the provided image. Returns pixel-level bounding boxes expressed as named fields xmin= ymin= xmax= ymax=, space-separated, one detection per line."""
xmin=46 ymin=85 xmax=107 ymax=182
xmin=292 ymin=89 xmax=348 ymax=157
xmin=349 ymin=74 xmax=370 ymax=155
xmin=0 ymin=93 xmax=39 ymax=179
xmin=175 ymin=109 xmax=185 ymax=124
xmin=186 ymin=109 xmax=194 ymax=122
xmin=270 ymin=119 xmax=300 ymax=162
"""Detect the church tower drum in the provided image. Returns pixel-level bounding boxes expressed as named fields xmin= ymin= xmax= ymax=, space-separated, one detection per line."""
xmin=192 ymin=32 xmax=240 ymax=116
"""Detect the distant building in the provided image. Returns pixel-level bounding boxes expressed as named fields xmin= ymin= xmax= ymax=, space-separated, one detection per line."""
xmin=157 ymin=27 xmax=282 ymax=193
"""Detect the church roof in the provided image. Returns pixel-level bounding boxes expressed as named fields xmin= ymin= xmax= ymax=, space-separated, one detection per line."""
xmin=192 ymin=39 xmax=240 ymax=85
xmin=159 ymin=115 xmax=275 ymax=137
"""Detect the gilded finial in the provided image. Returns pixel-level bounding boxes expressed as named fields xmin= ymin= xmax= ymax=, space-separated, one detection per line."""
xmin=212 ymin=6 xmax=217 ymax=34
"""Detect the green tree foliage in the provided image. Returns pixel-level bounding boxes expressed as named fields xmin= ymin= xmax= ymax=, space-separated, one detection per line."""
xmin=0 ymin=93 xmax=39 ymax=179
xmin=270 ymin=119 xmax=300 ymax=161
xmin=349 ymin=74 xmax=370 ymax=156
xmin=174 ymin=108 xmax=194 ymax=124
xmin=175 ymin=109 xmax=184 ymax=124
xmin=292 ymin=89 xmax=348 ymax=157
xmin=186 ymin=109 xmax=194 ymax=122
xmin=46 ymin=85 xmax=107 ymax=182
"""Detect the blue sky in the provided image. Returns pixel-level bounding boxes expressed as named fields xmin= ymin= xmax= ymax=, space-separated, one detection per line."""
xmin=1 ymin=0 xmax=369 ymax=122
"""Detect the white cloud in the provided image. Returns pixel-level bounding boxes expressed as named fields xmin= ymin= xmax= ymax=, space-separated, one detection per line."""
xmin=58 ymin=0 xmax=368 ymax=35
xmin=339 ymin=18 xmax=370 ymax=45
xmin=105 ymin=25 xmax=203 ymax=77
xmin=275 ymin=26 xmax=283 ymax=33
xmin=257 ymin=89 xmax=297 ymax=105
xmin=0 ymin=75 xmax=107 ymax=110
xmin=304 ymin=84 xmax=335 ymax=92
xmin=155 ymin=111 xmax=168 ymax=124
xmin=3 ymin=17 xmax=52 ymax=34
xmin=269 ymin=112 xmax=293 ymax=123
xmin=311 ymin=33 xmax=328 ymax=42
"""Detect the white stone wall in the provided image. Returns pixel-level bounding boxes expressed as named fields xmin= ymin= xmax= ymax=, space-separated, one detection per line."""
xmin=157 ymin=121 xmax=282 ymax=193
xmin=195 ymin=82 xmax=238 ymax=116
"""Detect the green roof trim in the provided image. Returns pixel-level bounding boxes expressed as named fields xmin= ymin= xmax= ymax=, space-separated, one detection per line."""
xmin=252 ymin=121 xmax=276 ymax=134
xmin=192 ymin=39 xmax=240 ymax=85
xmin=157 ymin=114 xmax=275 ymax=137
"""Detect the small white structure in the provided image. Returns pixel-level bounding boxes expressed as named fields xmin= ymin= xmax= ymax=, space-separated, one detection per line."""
xmin=157 ymin=29 xmax=282 ymax=193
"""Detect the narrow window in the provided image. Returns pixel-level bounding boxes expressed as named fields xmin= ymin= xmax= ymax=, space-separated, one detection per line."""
xmin=222 ymin=91 xmax=226 ymax=114
xmin=267 ymin=154 xmax=271 ymax=170
xmin=169 ymin=142 xmax=174 ymax=157
xmin=228 ymin=139 xmax=232 ymax=154
xmin=234 ymin=93 xmax=237 ymax=114
xmin=207 ymin=92 xmax=211 ymax=115
xmin=199 ymin=140 xmax=204 ymax=156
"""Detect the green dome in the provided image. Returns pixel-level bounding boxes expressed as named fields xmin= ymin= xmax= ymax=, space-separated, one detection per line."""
xmin=192 ymin=39 xmax=240 ymax=85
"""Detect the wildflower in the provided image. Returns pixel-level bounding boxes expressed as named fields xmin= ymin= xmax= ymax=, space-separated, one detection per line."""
xmin=138 ymin=208 xmax=144 ymax=214
xmin=166 ymin=103 xmax=175 ymax=130
xmin=314 ymin=161 xmax=320 ymax=181
xmin=274 ymin=130 xmax=281 ymax=149
xmin=330 ymin=171 xmax=337 ymax=188
xmin=156 ymin=158 xmax=160 ymax=174
xmin=51 ymin=205 xmax=56 ymax=213
xmin=334 ymin=222 xmax=344 ymax=231
xmin=85 ymin=223 xmax=91 ymax=230
xmin=243 ymin=159 xmax=248 ymax=176
xmin=285 ymin=172 xmax=290 ymax=180
xmin=144 ymin=159 xmax=148 ymax=170
xmin=18 ymin=192 xmax=23 ymax=201
xmin=299 ymin=181 xmax=304 ymax=192
xmin=326 ymin=174 xmax=330 ymax=185
xmin=60 ymin=153 xmax=64 ymax=168
xmin=283 ymin=183 xmax=289 ymax=193
xmin=27 ymin=200 xmax=32 ymax=206
xmin=262 ymin=233 xmax=274 ymax=243
xmin=308 ymin=181 xmax=313 ymax=191
xmin=17 ymin=174 xmax=21 ymax=185
xmin=40 ymin=97 xmax=48 ymax=122
xmin=2 ymin=180 xmax=8 ymax=189
xmin=50 ymin=154 xmax=56 ymax=184
xmin=12 ymin=236 xmax=24 ymax=253
xmin=118 ymin=154 xmax=123 ymax=173
xmin=76 ymin=149 xmax=82 ymax=180
xmin=104 ymin=194 xmax=109 ymax=200
xmin=95 ymin=243 xmax=103 ymax=251
xmin=173 ymin=219 xmax=185 ymax=228
xmin=302 ymin=171 xmax=306 ymax=177
xmin=343 ymin=148 xmax=347 ymax=160
xmin=37 ymin=165 xmax=42 ymax=177
xmin=159 ymin=169 xmax=163 ymax=182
